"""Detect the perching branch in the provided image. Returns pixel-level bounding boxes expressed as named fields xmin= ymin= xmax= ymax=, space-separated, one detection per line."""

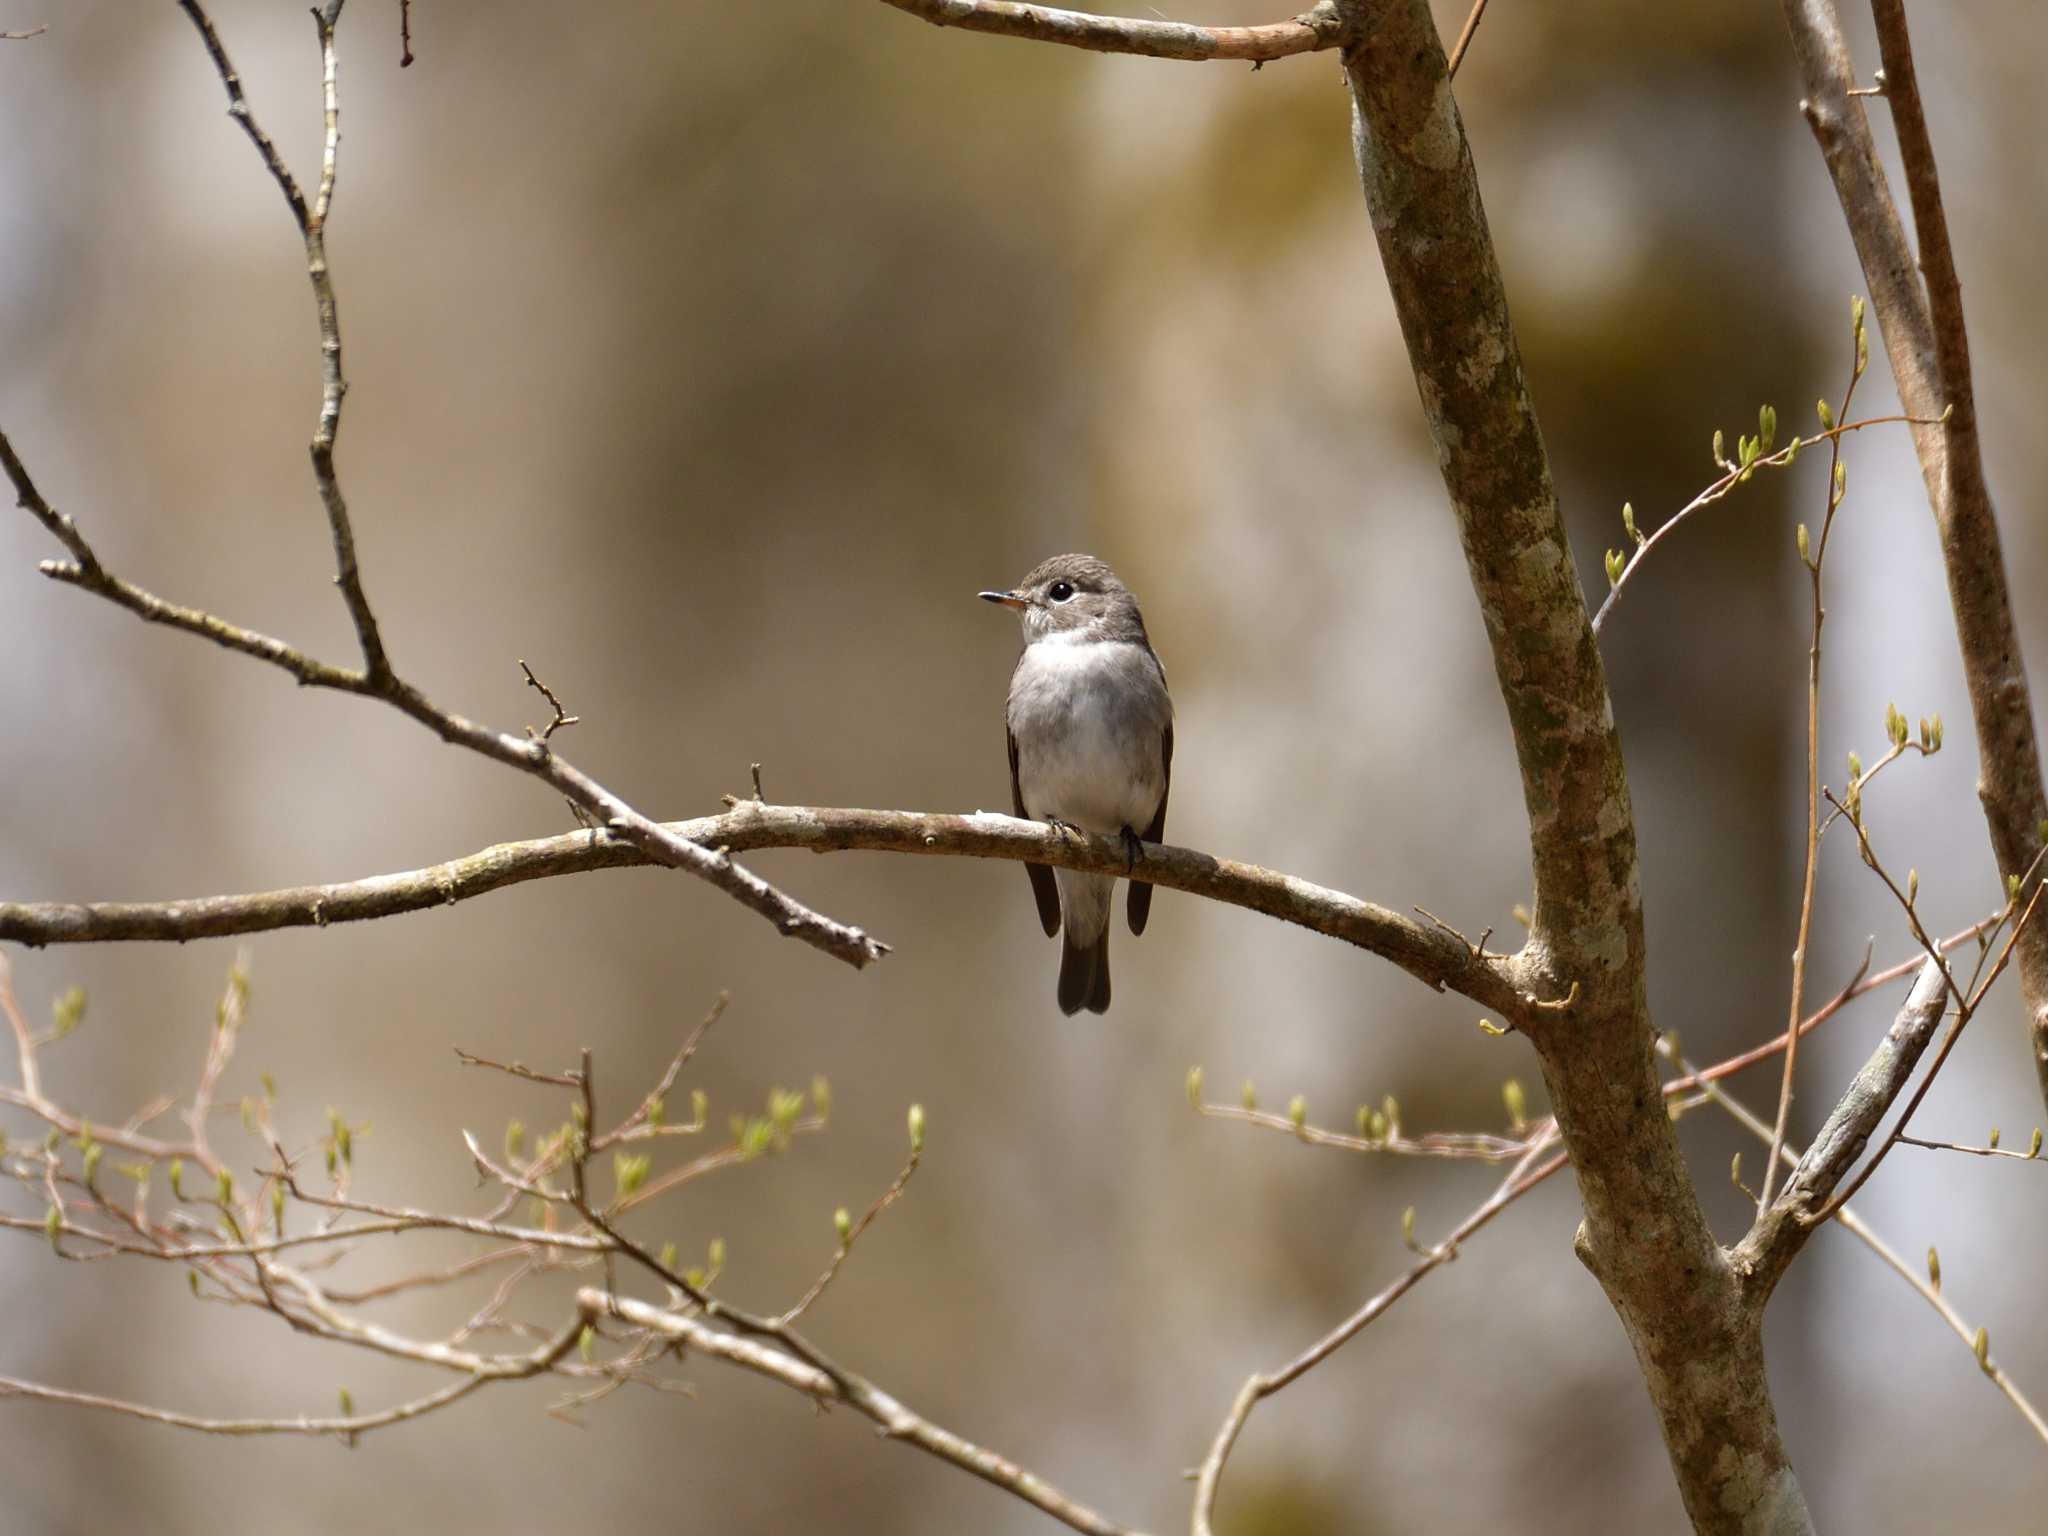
xmin=875 ymin=0 xmax=1342 ymax=63
xmin=1780 ymin=0 xmax=2048 ymax=1111
xmin=0 ymin=805 xmax=1531 ymax=1021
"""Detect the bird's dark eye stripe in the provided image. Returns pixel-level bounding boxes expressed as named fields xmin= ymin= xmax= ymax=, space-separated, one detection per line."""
xmin=1048 ymin=580 xmax=1074 ymax=601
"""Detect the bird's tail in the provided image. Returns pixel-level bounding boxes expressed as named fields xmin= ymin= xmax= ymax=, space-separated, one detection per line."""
xmin=1058 ymin=927 xmax=1111 ymax=1016
xmin=1056 ymin=871 xmax=1114 ymax=1016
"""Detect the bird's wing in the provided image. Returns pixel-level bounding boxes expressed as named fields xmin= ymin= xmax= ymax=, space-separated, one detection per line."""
xmin=1011 ymin=725 xmax=1062 ymax=936
xmin=1127 ymin=720 xmax=1171 ymax=936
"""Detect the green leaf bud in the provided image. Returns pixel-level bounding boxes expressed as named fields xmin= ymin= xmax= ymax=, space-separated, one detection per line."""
xmin=907 ymin=1103 xmax=926 ymax=1157
xmin=659 ymin=1240 xmax=679 ymax=1271
xmin=810 ymin=1076 xmax=832 ymax=1123
xmin=614 ymin=1152 xmax=650 ymax=1198
xmin=1817 ymin=397 xmax=1835 ymax=430
xmin=1186 ymin=1065 xmax=1205 ymax=1109
xmin=834 ymin=1207 xmax=852 ymax=1245
xmin=579 ymin=1325 xmax=596 ymax=1363
xmin=1759 ymin=404 xmax=1777 ymax=453
xmin=1287 ymin=1094 xmax=1308 ymax=1135
xmin=1240 ymin=1081 xmax=1257 ymax=1111
xmin=44 ymin=1204 xmax=61 ymax=1252
xmin=505 ymin=1120 xmax=526 ymax=1162
xmin=169 ymin=1158 xmax=186 ymax=1201
xmin=1796 ymin=523 xmax=1810 ymax=564
xmin=51 ymin=986 xmax=85 ymax=1039
xmin=1503 ymin=1079 xmax=1528 ymax=1131
xmin=1927 ymin=1245 xmax=1941 ymax=1292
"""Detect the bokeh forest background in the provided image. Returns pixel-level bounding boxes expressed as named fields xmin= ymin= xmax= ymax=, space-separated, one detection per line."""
xmin=3 ymin=1 xmax=2045 ymax=1530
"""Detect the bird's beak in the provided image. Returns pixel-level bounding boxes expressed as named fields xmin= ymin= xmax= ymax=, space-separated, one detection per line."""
xmin=978 ymin=589 xmax=1029 ymax=610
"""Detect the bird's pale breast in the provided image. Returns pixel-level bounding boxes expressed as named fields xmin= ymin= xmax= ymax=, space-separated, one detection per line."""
xmin=1007 ymin=637 xmax=1169 ymax=834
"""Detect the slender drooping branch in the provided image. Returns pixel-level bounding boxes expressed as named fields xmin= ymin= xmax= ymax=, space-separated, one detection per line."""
xmin=876 ymin=0 xmax=1342 ymax=62
xmin=1780 ymin=0 xmax=2048 ymax=1111
xmin=1338 ymin=3 xmax=1806 ymax=1529
xmin=587 ymin=1293 xmax=1143 ymax=1536
xmin=0 ymin=804 xmax=1530 ymax=1020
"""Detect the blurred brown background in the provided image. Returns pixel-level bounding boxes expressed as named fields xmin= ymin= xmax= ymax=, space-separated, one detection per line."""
xmin=3 ymin=1 xmax=2045 ymax=1530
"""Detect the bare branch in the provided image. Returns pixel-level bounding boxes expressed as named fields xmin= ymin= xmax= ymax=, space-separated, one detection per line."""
xmin=1670 ymin=1039 xmax=2048 ymax=1449
xmin=875 ymin=0 xmax=1342 ymax=63
xmin=1737 ymin=957 xmax=1947 ymax=1294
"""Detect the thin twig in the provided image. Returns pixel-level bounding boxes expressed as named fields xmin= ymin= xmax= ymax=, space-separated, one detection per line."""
xmin=1444 ymin=0 xmax=1487 ymax=76
xmin=1191 ymin=1128 xmax=1564 ymax=1532
xmin=875 ymin=0 xmax=1342 ymax=63
xmin=1591 ymin=411 xmax=1943 ymax=635
xmin=1760 ymin=314 xmax=1869 ymax=1213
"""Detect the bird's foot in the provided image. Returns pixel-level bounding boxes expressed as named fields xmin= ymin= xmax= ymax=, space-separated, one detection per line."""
xmin=1120 ymin=824 xmax=1144 ymax=873
xmin=1046 ymin=817 xmax=1079 ymax=843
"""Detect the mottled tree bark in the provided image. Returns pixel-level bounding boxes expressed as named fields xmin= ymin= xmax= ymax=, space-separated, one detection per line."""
xmin=1337 ymin=2 xmax=1810 ymax=1528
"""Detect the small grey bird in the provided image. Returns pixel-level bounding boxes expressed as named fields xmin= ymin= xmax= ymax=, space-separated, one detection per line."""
xmin=980 ymin=554 xmax=1173 ymax=1015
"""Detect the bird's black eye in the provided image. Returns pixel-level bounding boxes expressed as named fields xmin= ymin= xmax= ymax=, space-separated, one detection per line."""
xmin=1047 ymin=580 xmax=1075 ymax=602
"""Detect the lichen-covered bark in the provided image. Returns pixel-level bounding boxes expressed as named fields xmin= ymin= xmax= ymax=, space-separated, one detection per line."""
xmin=1337 ymin=3 xmax=1809 ymax=1528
